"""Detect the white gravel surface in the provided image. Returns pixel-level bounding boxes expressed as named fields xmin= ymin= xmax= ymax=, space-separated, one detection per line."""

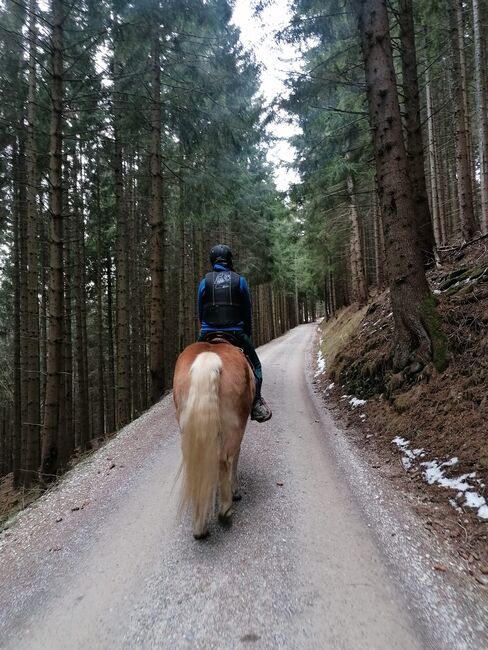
xmin=0 ymin=324 xmax=487 ymax=649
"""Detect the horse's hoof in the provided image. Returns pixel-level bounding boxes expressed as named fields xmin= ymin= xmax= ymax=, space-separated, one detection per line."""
xmin=232 ymin=491 xmax=242 ymax=501
xmin=218 ymin=509 xmax=234 ymax=527
xmin=193 ymin=529 xmax=209 ymax=540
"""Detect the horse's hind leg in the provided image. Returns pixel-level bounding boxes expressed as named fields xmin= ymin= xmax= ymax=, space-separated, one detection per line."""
xmin=232 ymin=448 xmax=242 ymax=501
xmin=218 ymin=459 xmax=234 ymax=526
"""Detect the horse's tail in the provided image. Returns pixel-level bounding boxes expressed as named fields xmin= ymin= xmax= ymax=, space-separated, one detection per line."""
xmin=179 ymin=351 xmax=221 ymax=532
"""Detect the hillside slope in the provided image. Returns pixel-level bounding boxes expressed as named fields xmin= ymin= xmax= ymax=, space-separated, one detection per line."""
xmin=315 ymin=236 xmax=488 ymax=581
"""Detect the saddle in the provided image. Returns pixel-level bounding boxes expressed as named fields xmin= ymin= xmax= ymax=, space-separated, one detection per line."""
xmin=202 ymin=331 xmax=240 ymax=346
xmin=202 ymin=332 xmax=254 ymax=371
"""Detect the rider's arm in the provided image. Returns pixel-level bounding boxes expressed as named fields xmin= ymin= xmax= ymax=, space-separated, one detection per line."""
xmin=240 ymin=277 xmax=252 ymax=336
xmin=197 ymin=278 xmax=205 ymax=325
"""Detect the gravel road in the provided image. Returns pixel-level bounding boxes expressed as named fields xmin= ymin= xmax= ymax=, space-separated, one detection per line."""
xmin=0 ymin=324 xmax=486 ymax=649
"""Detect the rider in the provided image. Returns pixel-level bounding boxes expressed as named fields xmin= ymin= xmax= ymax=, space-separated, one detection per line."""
xmin=197 ymin=244 xmax=272 ymax=423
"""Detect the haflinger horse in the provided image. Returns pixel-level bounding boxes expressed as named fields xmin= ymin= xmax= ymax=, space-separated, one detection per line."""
xmin=173 ymin=338 xmax=255 ymax=539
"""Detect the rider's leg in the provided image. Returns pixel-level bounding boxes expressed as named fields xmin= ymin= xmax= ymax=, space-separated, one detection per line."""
xmin=234 ymin=333 xmax=271 ymax=422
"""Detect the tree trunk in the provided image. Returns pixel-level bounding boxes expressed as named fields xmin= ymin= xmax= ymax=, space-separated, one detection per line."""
xmin=472 ymin=0 xmax=488 ymax=233
xmin=398 ymin=0 xmax=435 ymax=262
xmin=19 ymin=0 xmax=41 ymax=485
xmin=62 ymin=175 xmax=73 ymax=464
xmin=346 ymin=169 xmax=368 ymax=304
xmin=355 ymin=0 xmax=447 ymax=370
xmin=95 ymin=162 xmax=105 ymax=436
xmin=149 ymin=24 xmax=165 ymax=404
xmin=13 ymin=145 xmax=22 ymax=486
xmin=106 ymin=254 xmax=116 ymax=433
xmin=450 ymin=0 xmax=478 ymax=240
xmin=425 ymin=63 xmax=443 ymax=247
xmin=113 ymin=27 xmax=131 ymax=429
xmin=41 ymin=0 xmax=64 ymax=480
xmin=73 ymin=147 xmax=90 ymax=449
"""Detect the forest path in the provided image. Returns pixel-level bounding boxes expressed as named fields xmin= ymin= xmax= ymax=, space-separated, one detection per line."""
xmin=0 ymin=324 xmax=484 ymax=649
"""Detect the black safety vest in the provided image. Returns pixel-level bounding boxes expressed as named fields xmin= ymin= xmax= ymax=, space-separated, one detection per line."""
xmin=201 ymin=270 xmax=244 ymax=327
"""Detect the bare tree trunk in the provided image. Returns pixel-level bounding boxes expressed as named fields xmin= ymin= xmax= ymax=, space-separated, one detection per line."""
xmin=39 ymin=190 xmax=48 ymax=411
xmin=425 ymin=63 xmax=443 ymax=246
xmin=346 ymin=169 xmax=368 ymax=304
xmin=95 ymin=164 xmax=105 ymax=436
xmin=62 ymin=175 xmax=73 ymax=464
xmin=113 ymin=28 xmax=131 ymax=429
xmin=106 ymin=254 xmax=116 ymax=433
xmin=472 ymin=0 xmax=488 ymax=233
xmin=18 ymin=141 xmax=29 ymax=482
xmin=399 ymin=0 xmax=435 ymax=262
xmin=355 ymin=0 xmax=447 ymax=370
xmin=73 ymin=147 xmax=90 ymax=449
xmin=450 ymin=0 xmax=478 ymax=240
xmin=41 ymin=0 xmax=64 ymax=480
xmin=19 ymin=0 xmax=41 ymax=485
xmin=149 ymin=24 xmax=164 ymax=403
xmin=13 ymin=145 xmax=22 ymax=486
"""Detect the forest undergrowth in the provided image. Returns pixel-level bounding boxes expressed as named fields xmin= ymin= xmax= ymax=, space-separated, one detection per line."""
xmin=315 ymin=236 xmax=488 ymax=583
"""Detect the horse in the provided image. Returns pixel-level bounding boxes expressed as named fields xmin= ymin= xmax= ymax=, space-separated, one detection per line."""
xmin=173 ymin=338 xmax=255 ymax=539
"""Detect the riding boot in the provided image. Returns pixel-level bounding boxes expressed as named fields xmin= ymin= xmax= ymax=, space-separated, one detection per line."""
xmin=251 ymin=375 xmax=272 ymax=422
xmin=251 ymin=395 xmax=272 ymax=422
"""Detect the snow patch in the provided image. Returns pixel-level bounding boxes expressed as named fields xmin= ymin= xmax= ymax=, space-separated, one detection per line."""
xmin=449 ymin=499 xmax=463 ymax=513
xmin=315 ymin=350 xmax=326 ymax=376
xmin=392 ymin=436 xmax=425 ymax=469
xmin=349 ymin=397 xmax=367 ymax=408
xmin=391 ymin=438 xmax=488 ymax=519
xmin=323 ymin=382 xmax=335 ymax=394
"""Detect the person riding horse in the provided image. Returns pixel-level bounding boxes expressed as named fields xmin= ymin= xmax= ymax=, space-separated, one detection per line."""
xmin=197 ymin=244 xmax=272 ymax=423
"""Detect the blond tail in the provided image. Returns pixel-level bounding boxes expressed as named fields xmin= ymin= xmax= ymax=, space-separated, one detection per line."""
xmin=180 ymin=351 xmax=222 ymax=535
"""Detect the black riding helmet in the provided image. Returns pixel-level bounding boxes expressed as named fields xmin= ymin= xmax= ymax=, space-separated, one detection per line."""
xmin=210 ymin=244 xmax=233 ymax=269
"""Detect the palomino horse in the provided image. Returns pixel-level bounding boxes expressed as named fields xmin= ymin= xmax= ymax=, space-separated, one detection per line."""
xmin=173 ymin=339 xmax=255 ymax=539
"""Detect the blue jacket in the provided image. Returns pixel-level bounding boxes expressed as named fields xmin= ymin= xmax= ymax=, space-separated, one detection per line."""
xmin=198 ymin=263 xmax=252 ymax=335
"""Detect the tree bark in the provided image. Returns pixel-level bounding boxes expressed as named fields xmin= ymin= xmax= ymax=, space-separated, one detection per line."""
xmin=61 ymin=169 xmax=72 ymax=465
xmin=19 ymin=0 xmax=41 ymax=485
xmin=41 ymin=0 xmax=64 ymax=480
xmin=12 ymin=145 xmax=22 ymax=486
xmin=398 ymin=0 xmax=435 ymax=262
xmin=472 ymin=0 xmax=488 ymax=233
xmin=113 ymin=25 xmax=131 ymax=428
xmin=95 ymin=160 xmax=105 ymax=436
xmin=73 ymin=146 xmax=90 ymax=449
xmin=355 ymin=0 xmax=447 ymax=370
xmin=425 ymin=63 xmax=443 ymax=247
xmin=346 ymin=168 xmax=368 ymax=304
xmin=149 ymin=22 xmax=165 ymax=404
xmin=450 ymin=0 xmax=478 ymax=240
xmin=106 ymin=253 xmax=116 ymax=433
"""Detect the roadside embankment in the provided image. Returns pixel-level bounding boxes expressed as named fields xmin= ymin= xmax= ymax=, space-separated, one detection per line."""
xmin=314 ymin=236 xmax=488 ymax=583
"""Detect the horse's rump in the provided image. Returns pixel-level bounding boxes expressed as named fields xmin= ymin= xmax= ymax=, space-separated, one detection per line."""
xmin=173 ymin=342 xmax=255 ymax=537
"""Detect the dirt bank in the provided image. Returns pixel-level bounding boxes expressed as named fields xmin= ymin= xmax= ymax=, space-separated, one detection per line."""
xmin=315 ymin=236 xmax=488 ymax=583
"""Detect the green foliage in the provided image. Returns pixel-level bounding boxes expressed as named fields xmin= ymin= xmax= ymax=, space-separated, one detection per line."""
xmin=284 ymin=0 xmax=375 ymax=306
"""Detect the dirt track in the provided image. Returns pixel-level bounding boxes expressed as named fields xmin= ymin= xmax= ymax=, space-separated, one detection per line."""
xmin=0 ymin=324 xmax=486 ymax=649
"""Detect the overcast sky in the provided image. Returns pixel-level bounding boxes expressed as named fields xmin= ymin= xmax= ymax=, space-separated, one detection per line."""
xmin=231 ymin=0 xmax=301 ymax=191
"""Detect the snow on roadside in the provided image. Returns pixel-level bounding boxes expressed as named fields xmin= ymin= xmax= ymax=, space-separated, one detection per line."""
xmin=315 ymin=350 xmax=326 ymax=376
xmin=341 ymin=394 xmax=367 ymax=409
xmin=392 ymin=436 xmax=425 ymax=470
xmin=349 ymin=396 xmax=367 ymax=408
xmin=392 ymin=437 xmax=488 ymax=520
